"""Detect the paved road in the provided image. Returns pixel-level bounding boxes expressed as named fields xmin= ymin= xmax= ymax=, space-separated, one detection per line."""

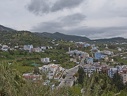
xmin=58 ymin=65 xmax=79 ymax=88
xmin=57 ymin=55 xmax=86 ymax=88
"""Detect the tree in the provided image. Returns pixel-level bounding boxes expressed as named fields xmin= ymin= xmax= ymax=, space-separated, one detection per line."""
xmin=77 ymin=67 xmax=85 ymax=86
xmin=112 ymin=71 xmax=124 ymax=91
xmin=33 ymin=67 xmax=40 ymax=75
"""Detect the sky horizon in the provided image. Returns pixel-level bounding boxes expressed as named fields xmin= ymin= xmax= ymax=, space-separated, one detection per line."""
xmin=0 ymin=0 xmax=127 ymax=39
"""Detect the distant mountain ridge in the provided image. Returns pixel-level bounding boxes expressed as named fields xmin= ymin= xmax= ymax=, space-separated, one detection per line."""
xmin=36 ymin=32 xmax=90 ymax=42
xmin=93 ymin=37 xmax=127 ymax=43
xmin=0 ymin=25 xmax=15 ymax=32
xmin=0 ymin=24 xmax=127 ymax=43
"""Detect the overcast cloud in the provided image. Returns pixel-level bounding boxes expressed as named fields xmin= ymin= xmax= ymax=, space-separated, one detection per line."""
xmin=0 ymin=0 xmax=127 ymax=39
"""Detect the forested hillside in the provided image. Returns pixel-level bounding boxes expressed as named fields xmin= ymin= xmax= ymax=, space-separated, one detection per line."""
xmin=0 ymin=31 xmax=50 ymax=46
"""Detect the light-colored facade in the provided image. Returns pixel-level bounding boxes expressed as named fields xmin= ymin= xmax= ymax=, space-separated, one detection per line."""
xmin=1 ymin=45 xmax=9 ymax=51
xmin=41 ymin=58 xmax=50 ymax=63
xmin=39 ymin=64 xmax=65 ymax=79
xmin=23 ymin=45 xmax=33 ymax=51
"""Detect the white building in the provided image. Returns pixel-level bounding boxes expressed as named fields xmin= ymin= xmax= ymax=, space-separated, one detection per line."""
xmin=108 ymin=68 xmax=118 ymax=78
xmin=23 ymin=73 xmax=42 ymax=81
xmin=32 ymin=47 xmax=42 ymax=52
xmin=23 ymin=45 xmax=33 ymax=52
xmin=102 ymin=50 xmax=113 ymax=55
xmin=1 ymin=45 xmax=9 ymax=51
xmin=39 ymin=64 xmax=65 ymax=79
xmin=41 ymin=46 xmax=47 ymax=50
xmin=41 ymin=58 xmax=50 ymax=63
xmin=118 ymin=47 xmax=122 ymax=52
xmin=119 ymin=68 xmax=127 ymax=84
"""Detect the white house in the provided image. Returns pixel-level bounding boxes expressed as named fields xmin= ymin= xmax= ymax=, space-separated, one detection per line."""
xmin=67 ymin=50 xmax=89 ymax=59
xmin=119 ymin=68 xmax=127 ymax=84
xmin=84 ymin=64 xmax=96 ymax=77
xmin=23 ymin=45 xmax=33 ymax=52
xmin=118 ymin=47 xmax=122 ymax=52
xmin=39 ymin=64 xmax=65 ymax=79
xmin=23 ymin=73 xmax=42 ymax=81
xmin=41 ymin=46 xmax=47 ymax=50
xmin=1 ymin=45 xmax=9 ymax=51
xmin=32 ymin=47 xmax=42 ymax=52
xmin=86 ymin=57 xmax=93 ymax=64
xmin=84 ymin=43 xmax=91 ymax=48
xmin=41 ymin=58 xmax=50 ymax=63
xmin=108 ymin=68 xmax=118 ymax=78
xmin=102 ymin=50 xmax=113 ymax=55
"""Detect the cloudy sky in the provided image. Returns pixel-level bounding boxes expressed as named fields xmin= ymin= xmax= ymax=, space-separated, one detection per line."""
xmin=0 ymin=0 xmax=127 ymax=39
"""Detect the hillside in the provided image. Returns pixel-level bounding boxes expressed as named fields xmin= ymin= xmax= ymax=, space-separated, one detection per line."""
xmin=0 ymin=31 xmax=50 ymax=46
xmin=1 ymin=24 xmax=127 ymax=45
xmin=93 ymin=37 xmax=127 ymax=43
xmin=0 ymin=25 xmax=15 ymax=32
xmin=36 ymin=32 xmax=90 ymax=42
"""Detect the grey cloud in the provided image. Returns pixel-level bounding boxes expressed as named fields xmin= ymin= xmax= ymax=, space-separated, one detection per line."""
xmin=32 ymin=22 xmax=127 ymax=39
xmin=32 ymin=22 xmax=63 ymax=32
xmin=27 ymin=0 xmax=84 ymax=15
xmin=27 ymin=0 xmax=50 ymax=15
xmin=99 ymin=1 xmax=127 ymax=18
xmin=51 ymin=0 xmax=84 ymax=12
xmin=66 ymin=26 xmax=127 ymax=39
xmin=61 ymin=13 xmax=85 ymax=26
xmin=32 ymin=13 xmax=85 ymax=32
xmin=32 ymin=14 xmax=127 ymax=39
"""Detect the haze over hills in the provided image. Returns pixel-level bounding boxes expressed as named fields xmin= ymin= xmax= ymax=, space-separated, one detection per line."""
xmin=0 ymin=24 xmax=127 ymax=43
xmin=0 ymin=25 xmax=90 ymax=42
xmin=93 ymin=37 xmax=127 ymax=43
xmin=35 ymin=32 xmax=90 ymax=41
xmin=0 ymin=25 xmax=15 ymax=32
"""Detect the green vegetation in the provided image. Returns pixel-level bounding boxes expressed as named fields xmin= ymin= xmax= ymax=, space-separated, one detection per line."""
xmin=36 ymin=32 xmax=90 ymax=42
xmin=1 ymin=63 xmax=127 ymax=96
xmin=81 ymin=73 xmax=127 ymax=96
xmin=113 ymin=56 xmax=127 ymax=64
xmin=0 ymin=31 xmax=50 ymax=46
xmin=77 ymin=67 xmax=85 ymax=86
xmin=0 ymin=47 xmax=76 ymax=73
xmin=0 ymin=63 xmax=82 ymax=96
xmin=1 ymin=26 xmax=127 ymax=95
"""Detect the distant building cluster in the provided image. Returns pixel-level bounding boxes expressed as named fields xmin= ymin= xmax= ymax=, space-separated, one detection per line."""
xmin=0 ymin=44 xmax=53 ymax=53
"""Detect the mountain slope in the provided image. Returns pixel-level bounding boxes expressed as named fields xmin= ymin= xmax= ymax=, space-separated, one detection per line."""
xmin=0 ymin=30 xmax=50 ymax=46
xmin=0 ymin=25 xmax=15 ymax=32
xmin=36 ymin=32 xmax=90 ymax=42
xmin=93 ymin=37 xmax=127 ymax=43
xmin=1 ymin=24 xmax=127 ymax=44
